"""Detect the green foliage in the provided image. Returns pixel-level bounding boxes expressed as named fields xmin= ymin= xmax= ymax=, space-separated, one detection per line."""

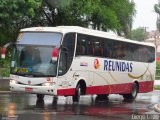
xmin=0 ymin=0 xmax=43 ymax=46
xmin=154 ymin=85 xmax=160 ymax=90
xmin=0 ymin=47 xmax=12 ymax=77
xmin=114 ymin=0 xmax=135 ymax=38
xmin=154 ymin=3 xmax=160 ymax=31
xmin=0 ymin=0 xmax=135 ymax=46
xmin=45 ymin=0 xmax=135 ymax=37
xmin=156 ymin=62 xmax=160 ymax=80
xmin=0 ymin=57 xmax=10 ymax=77
xmin=130 ymin=28 xmax=146 ymax=41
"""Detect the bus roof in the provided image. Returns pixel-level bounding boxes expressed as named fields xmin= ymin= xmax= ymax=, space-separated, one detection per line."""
xmin=20 ymin=26 xmax=155 ymax=47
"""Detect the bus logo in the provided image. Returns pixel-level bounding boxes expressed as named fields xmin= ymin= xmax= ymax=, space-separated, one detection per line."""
xmin=94 ymin=59 xmax=100 ymax=69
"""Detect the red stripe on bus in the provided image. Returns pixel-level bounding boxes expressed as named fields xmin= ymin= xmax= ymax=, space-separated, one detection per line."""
xmin=57 ymin=81 xmax=154 ymax=96
xmin=138 ymin=81 xmax=154 ymax=93
xmin=57 ymin=88 xmax=76 ymax=96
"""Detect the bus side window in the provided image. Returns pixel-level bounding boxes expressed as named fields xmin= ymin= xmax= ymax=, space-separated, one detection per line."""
xmin=91 ymin=37 xmax=103 ymax=57
xmin=80 ymin=40 xmax=86 ymax=55
xmin=76 ymin=34 xmax=93 ymax=56
xmin=76 ymin=39 xmax=82 ymax=55
xmin=76 ymin=35 xmax=86 ymax=55
xmin=90 ymin=41 xmax=95 ymax=56
xmin=110 ymin=41 xmax=117 ymax=59
xmin=103 ymin=39 xmax=110 ymax=58
xmin=148 ymin=47 xmax=155 ymax=62
xmin=135 ymin=46 xmax=140 ymax=62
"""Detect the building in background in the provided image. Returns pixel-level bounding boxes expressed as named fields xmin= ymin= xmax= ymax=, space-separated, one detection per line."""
xmin=145 ymin=30 xmax=160 ymax=58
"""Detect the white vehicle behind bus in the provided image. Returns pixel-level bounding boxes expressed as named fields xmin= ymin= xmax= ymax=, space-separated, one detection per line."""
xmin=3 ymin=26 xmax=155 ymax=102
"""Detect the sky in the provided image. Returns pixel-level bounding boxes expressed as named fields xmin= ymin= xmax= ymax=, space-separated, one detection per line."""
xmin=133 ymin=0 xmax=158 ymax=31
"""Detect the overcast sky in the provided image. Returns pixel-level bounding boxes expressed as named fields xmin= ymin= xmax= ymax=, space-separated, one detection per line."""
xmin=133 ymin=0 xmax=158 ymax=31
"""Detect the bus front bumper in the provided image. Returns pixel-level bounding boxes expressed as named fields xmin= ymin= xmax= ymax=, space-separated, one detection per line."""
xmin=10 ymin=82 xmax=57 ymax=96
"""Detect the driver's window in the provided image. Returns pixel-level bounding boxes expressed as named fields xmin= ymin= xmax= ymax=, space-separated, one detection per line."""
xmin=58 ymin=33 xmax=75 ymax=75
xmin=20 ymin=46 xmax=41 ymax=67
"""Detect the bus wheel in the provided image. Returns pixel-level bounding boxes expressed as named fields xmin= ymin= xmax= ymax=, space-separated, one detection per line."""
xmin=37 ymin=94 xmax=44 ymax=100
xmin=123 ymin=82 xmax=138 ymax=100
xmin=72 ymin=84 xmax=81 ymax=102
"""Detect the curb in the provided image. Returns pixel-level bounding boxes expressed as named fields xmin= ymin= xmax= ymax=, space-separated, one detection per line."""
xmin=0 ymin=90 xmax=13 ymax=94
xmin=0 ymin=91 xmax=24 ymax=94
xmin=0 ymin=91 xmax=12 ymax=94
xmin=0 ymin=91 xmax=26 ymax=94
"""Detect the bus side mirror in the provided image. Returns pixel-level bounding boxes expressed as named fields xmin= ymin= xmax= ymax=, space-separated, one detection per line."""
xmin=1 ymin=47 xmax=6 ymax=59
xmin=52 ymin=47 xmax=59 ymax=62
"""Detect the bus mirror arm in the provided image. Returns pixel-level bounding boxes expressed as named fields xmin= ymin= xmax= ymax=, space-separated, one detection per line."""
xmin=1 ymin=42 xmax=15 ymax=59
xmin=60 ymin=45 xmax=68 ymax=53
xmin=60 ymin=45 xmax=69 ymax=56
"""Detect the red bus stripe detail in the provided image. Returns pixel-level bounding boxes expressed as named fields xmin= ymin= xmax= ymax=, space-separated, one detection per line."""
xmin=57 ymin=81 xmax=154 ymax=96
xmin=138 ymin=81 xmax=154 ymax=93
xmin=57 ymin=88 xmax=76 ymax=96
xmin=86 ymin=83 xmax=133 ymax=94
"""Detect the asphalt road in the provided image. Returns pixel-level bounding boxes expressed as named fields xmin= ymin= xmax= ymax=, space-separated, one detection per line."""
xmin=0 ymin=91 xmax=160 ymax=120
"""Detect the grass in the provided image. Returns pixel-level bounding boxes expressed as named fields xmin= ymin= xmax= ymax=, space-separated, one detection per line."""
xmin=156 ymin=77 xmax=160 ymax=80
xmin=154 ymin=85 xmax=160 ymax=90
xmin=0 ymin=68 xmax=10 ymax=77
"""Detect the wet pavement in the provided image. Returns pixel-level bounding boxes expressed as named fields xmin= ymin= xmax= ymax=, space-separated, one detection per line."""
xmin=0 ymin=91 xmax=160 ymax=120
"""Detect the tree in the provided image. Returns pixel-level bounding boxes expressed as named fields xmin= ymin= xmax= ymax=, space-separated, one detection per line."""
xmin=154 ymin=3 xmax=160 ymax=31
xmin=0 ymin=0 xmax=135 ymax=46
xmin=0 ymin=0 xmax=43 ymax=46
xmin=89 ymin=0 xmax=135 ymax=38
xmin=114 ymin=0 xmax=135 ymax=38
xmin=44 ymin=0 xmax=135 ymax=37
xmin=130 ymin=27 xmax=146 ymax=41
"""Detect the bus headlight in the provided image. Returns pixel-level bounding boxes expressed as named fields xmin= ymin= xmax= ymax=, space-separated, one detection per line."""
xmin=10 ymin=80 xmax=18 ymax=84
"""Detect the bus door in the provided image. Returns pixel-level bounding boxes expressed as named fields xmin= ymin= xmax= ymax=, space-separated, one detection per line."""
xmin=57 ymin=33 xmax=76 ymax=89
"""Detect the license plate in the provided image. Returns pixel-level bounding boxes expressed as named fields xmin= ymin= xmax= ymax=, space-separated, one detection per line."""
xmin=25 ymin=88 xmax=33 ymax=92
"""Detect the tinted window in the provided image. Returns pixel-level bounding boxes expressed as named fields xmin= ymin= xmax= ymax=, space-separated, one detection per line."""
xmin=76 ymin=34 xmax=92 ymax=55
xmin=76 ymin=33 xmax=155 ymax=63
xmin=90 ymin=37 xmax=103 ymax=56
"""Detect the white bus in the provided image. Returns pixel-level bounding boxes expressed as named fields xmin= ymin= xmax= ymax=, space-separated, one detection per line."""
xmin=8 ymin=26 xmax=155 ymax=102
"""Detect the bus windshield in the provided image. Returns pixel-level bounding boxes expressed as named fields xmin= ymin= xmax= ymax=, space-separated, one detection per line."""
xmin=11 ymin=32 xmax=62 ymax=77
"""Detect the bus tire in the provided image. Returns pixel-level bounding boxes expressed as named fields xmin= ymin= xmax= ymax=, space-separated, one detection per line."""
xmin=37 ymin=94 xmax=44 ymax=100
xmin=72 ymin=84 xmax=81 ymax=102
xmin=123 ymin=82 xmax=138 ymax=100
